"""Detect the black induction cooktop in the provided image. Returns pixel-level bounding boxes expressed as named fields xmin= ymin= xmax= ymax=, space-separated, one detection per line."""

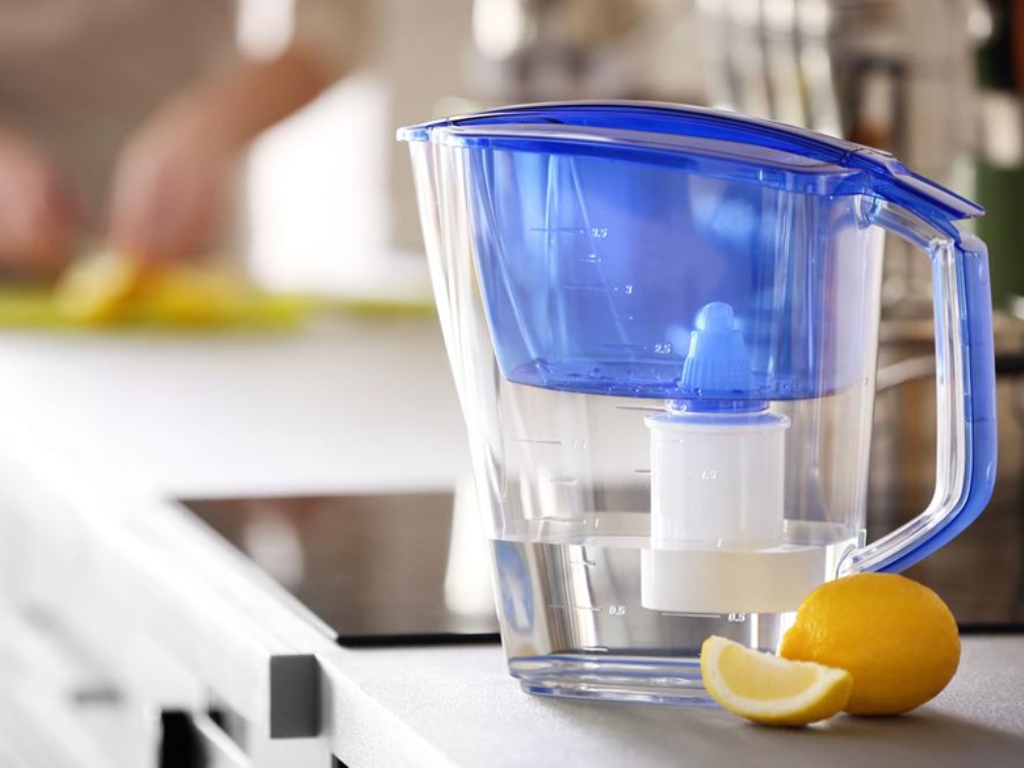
xmin=182 ymin=492 xmax=501 ymax=647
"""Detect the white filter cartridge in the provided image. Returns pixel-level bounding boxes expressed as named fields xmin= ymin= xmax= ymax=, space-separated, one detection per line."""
xmin=646 ymin=411 xmax=788 ymax=550
xmin=640 ymin=408 xmax=815 ymax=615
xmin=639 ymin=301 xmax=819 ymax=614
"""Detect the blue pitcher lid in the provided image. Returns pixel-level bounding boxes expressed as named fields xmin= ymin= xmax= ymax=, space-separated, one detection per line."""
xmin=397 ymin=101 xmax=982 ymax=222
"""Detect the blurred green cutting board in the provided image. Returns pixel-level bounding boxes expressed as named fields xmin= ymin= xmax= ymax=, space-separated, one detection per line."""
xmin=0 ymin=287 xmax=436 ymax=330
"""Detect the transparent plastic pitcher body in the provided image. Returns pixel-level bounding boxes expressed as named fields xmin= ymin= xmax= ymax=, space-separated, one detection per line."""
xmin=398 ymin=103 xmax=997 ymax=704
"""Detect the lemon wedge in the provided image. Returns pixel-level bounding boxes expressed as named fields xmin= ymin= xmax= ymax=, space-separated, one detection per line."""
xmin=701 ymin=635 xmax=852 ymax=726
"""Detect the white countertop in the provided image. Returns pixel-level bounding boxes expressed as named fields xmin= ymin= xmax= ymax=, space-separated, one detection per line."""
xmin=0 ymin=318 xmax=1021 ymax=767
xmin=331 ymin=637 xmax=1024 ymax=768
xmin=0 ymin=317 xmax=470 ymax=498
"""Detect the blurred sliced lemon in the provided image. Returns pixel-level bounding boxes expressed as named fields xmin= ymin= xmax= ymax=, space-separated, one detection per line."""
xmin=52 ymin=249 xmax=307 ymax=328
xmin=53 ymin=248 xmax=148 ymax=323
xmin=134 ymin=264 xmax=247 ymax=325
xmin=701 ymin=635 xmax=852 ymax=726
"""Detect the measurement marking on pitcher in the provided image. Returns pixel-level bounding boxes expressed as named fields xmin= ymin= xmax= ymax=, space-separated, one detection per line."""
xmin=549 ymin=477 xmax=578 ymax=486
xmin=582 ymin=646 xmax=610 ymax=653
xmin=600 ymin=343 xmax=648 ymax=352
xmin=528 ymin=226 xmax=609 ymax=239
xmin=550 ymin=604 xmax=600 ymax=613
xmin=514 ymin=438 xmax=563 ymax=445
xmin=562 ymin=284 xmax=616 ymax=291
xmin=634 ymin=469 xmax=651 ymax=475
xmin=661 ymin=612 xmax=721 ymax=619
xmin=616 ymin=406 xmax=663 ymax=413
xmin=562 ymin=284 xmax=617 ymax=292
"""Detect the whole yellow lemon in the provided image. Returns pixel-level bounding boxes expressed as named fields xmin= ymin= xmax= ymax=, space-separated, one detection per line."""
xmin=778 ymin=573 xmax=959 ymax=716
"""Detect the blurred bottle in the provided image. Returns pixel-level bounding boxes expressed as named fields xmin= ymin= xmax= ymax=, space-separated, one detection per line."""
xmin=976 ymin=0 xmax=1024 ymax=313
xmin=466 ymin=0 xmax=706 ymax=103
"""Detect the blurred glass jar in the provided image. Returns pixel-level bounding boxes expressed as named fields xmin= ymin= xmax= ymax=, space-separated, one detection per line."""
xmin=976 ymin=0 xmax=1024 ymax=313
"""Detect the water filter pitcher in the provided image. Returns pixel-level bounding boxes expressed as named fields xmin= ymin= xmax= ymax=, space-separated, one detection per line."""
xmin=399 ymin=103 xmax=997 ymax=703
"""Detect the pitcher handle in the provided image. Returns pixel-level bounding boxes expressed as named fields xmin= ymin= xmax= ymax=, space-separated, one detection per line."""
xmin=840 ymin=208 xmax=997 ymax=574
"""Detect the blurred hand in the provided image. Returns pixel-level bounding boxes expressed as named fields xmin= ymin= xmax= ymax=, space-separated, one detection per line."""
xmin=109 ymin=47 xmax=334 ymax=264
xmin=0 ymin=128 xmax=81 ymax=277
xmin=108 ymin=99 xmax=235 ymax=263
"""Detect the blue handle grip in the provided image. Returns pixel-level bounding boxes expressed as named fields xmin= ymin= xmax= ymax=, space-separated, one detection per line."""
xmin=877 ymin=233 xmax=998 ymax=572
